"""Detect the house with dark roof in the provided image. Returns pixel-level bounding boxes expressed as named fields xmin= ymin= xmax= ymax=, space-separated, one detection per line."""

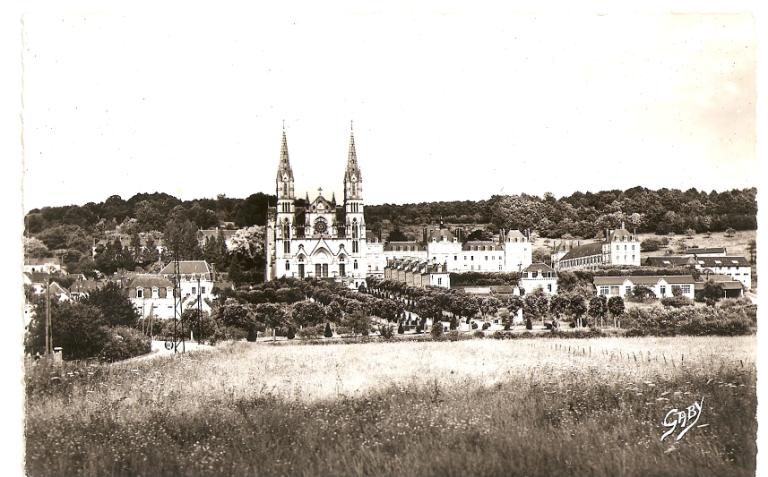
xmin=693 ymin=256 xmax=751 ymax=289
xmin=384 ymin=258 xmax=450 ymax=289
xmin=644 ymin=256 xmax=697 ymax=268
xmin=554 ymin=224 xmax=640 ymax=271
xmin=520 ymin=263 xmax=558 ymax=295
xmin=593 ymin=275 xmax=695 ymax=300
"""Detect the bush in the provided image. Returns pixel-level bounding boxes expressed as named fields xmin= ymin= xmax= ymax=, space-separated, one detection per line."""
xmin=324 ymin=322 xmax=333 ymax=338
xmin=481 ymin=322 xmax=491 ymax=330
xmin=211 ymin=326 xmax=248 ymax=344
xmin=525 ymin=318 xmax=533 ymax=330
xmin=447 ymin=330 xmax=460 ymax=341
xmin=286 ymin=327 xmax=296 ymax=340
xmin=473 ymin=330 xmax=485 ymax=338
xmin=661 ymin=296 xmax=694 ymax=308
xmin=471 ymin=322 xmax=479 ymax=330
xmin=298 ymin=324 xmax=324 ymax=340
xmin=623 ymin=305 xmax=753 ymax=336
xmin=397 ymin=322 xmax=405 ymax=334
xmin=430 ymin=321 xmax=444 ymax=339
xmin=378 ymin=324 xmax=394 ymax=340
xmin=100 ymin=326 xmax=151 ymax=362
xmin=629 ymin=286 xmax=656 ymax=303
xmin=641 ymin=238 xmax=662 ymax=252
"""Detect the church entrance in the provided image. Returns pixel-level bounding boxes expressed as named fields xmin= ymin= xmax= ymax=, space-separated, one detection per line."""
xmin=298 ymin=264 xmax=305 ymax=278
xmin=314 ymin=264 xmax=329 ymax=278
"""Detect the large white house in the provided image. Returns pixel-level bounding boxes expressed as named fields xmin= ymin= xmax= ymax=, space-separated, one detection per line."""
xmin=694 ymin=256 xmax=751 ymax=289
xmin=554 ymin=225 xmax=641 ymax=270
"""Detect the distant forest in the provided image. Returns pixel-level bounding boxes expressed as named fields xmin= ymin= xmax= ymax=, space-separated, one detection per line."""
xmin=26 ymin=186 xmax=757 ymax=240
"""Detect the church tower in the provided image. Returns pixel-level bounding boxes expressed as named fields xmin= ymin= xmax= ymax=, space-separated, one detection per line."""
xmin=344 ymin=127 xmax=365 ymax=245
xmin=275 ymin=129 xmax=295 ymax=256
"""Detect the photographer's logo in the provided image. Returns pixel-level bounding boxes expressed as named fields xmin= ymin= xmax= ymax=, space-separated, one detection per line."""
xmin=661 ymin=398 xmax=704 ymax=441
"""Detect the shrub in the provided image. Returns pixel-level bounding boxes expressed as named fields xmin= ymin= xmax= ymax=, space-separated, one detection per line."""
xmin=298 ymin=324 xmax=324 ymax=340
xmin=430 ymin=321 xmax=444 ymax=339
xmin=447 ymin=330 xmax=460 ymax=341
xmin=211 ymin=325 xmax=248 ymax=344
xmin=378 ymin=324 xmax=394 ymax=340
xmin=286 ymin=327 xmax=296 ymax=340
xmin=525 ymin=318 xmax=533 ymax=330
xmin=640 ymin=238 xmax=662 ymax=252
xmin=481 ymin=322 xmax=491 ymax=330
xmin=397 ymin=322 xmax=405 ymax=334
xmin=324 ymin=322 xmax=333 ymax=338
xmin=629 ymin=286 xmax=656 ymax=302
xmin=661 ymin=296 xmax=694 ymax=308
xmin=100 ymin=326 xmax=151 ymax=362
xmin=471 ymin=321 xmax=479 ymax=330
xmin=473 ymin=330 xmax=485 ymax=338
xmin=623 ymin=305 xmax=753 ymax=336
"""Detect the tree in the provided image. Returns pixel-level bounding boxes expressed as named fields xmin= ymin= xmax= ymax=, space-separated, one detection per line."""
xmin=216 ymin=298 xmax=257 ymax=329
xmin=163 ymin=218 xmax=202 ymax=260
xmin=523 ymin=289 xmax=549 ymax=325
xmin=24 ymin=237 xmax=50 ymax=258
xmin=725 ymin=227 xmax=736 ymax=238
xmin=415 ymin=296 xmax=442 ymax=322
xmin=387 ymin=228 xmax=408 ymax=242
xmin=255 ymin=303 xmax=288 ymax=341
xmin=82 ymin=282 xmax=139 ymax=327
xmin=25 ymin=301 xmax=108 ymax=360
xmin=588 ymin=295 xmax=608 ymax=328
xmin=607 ymin=296 xmax=625 ymax=328
xmin=566 ymin=294 xmax=586 ymax=327
xmin=696 ymin=280 xmax=725 ymax=306
xmin=549 ymin=295 xmax=569 ymax=321
xmin=134 ymin=200 xmax=165 ymax=232
xmin=324 ymin=322 xmax=333 ymax=338
xmin=343 ymin=311 xmax=371 ymax=336
xmin=430 ymin=320 xmax=444 ymax=339
xmin=291 ymin=301 xmax=327 ymax=328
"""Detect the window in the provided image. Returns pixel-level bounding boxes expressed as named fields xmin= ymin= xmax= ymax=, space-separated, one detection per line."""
xmin=631 ymin=245 xmax=635 ymax=250
xmin=599 ymin=286 xmax=609 ymax=295
xmin=152 ymin=287 xmax=158 ymax=298
xmin=547 ymin=284 xmax=552 ymax=292
xmin=339 ymin=263 xmax=346 ymax=277
xmin=610 ymin=286 xmax=620 ymax=295
xmin=485 ymin=256 xmax=488 ymax=261
xmin=285 ymin=261 xmax=290 ymax=271
xmin=625 ymin=286 xmax=631 ymax=295
xmin=437 ymin=278 xmax=442 ymax=285
xmin=201 ymin=286 xmax=206 ymax=294
xmin=471 ymin=256 xmax=474 ymax=261
xmin=192 ymin=287 xmax=197 ymax=295
xmin=680 ymin=285 xmax=691 ymax=294
xmin=454 ymin=255 xmax=458 ymax=261
xmin=660 ymin=285 xmax=666 ymax=297
xmin=354 ymin=260 xmax=358 ymax=270
xmin=353 ymin=241 xmax=359 ymax=253
xmin=137 ymin=288 xmax=143 ymax=298
xmin=284 ymin=241 xmax=290 ymax=253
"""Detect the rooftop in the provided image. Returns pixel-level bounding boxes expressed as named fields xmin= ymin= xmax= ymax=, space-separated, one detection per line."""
xmin=560 ymin=242 xmax=603 ymax=261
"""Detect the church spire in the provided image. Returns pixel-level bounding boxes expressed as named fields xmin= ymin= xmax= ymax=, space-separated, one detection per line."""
xmin=345 ymin=125 xmax=362 ymax=181
xmin=276 ymin=128 xmax=294 ymax=181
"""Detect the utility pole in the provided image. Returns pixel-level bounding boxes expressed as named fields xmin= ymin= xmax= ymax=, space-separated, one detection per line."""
xmin=197 ymin=276 xmax=201 ymax=344
xmin=45 ymin=277 xmax=51 ymax=356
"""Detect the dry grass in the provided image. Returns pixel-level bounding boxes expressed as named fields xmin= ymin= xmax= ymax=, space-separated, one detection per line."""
xmin=26 ymin=336 xmax=756 ymax=477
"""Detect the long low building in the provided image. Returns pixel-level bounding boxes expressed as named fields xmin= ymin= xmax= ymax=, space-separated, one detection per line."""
xmin=593 ymin=275 xmax=696 ymax=300
xmin=643 ymin=255 xmax=751 ymax=290
xmin=384 ymin=258 xmax=450 ymax=289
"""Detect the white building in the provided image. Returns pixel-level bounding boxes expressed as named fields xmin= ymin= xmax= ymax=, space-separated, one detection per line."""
xmin=593 ymin=275 xmax=696 ymax=300
xmin=384 ymin=258 xmax=450 ymax=289
xmin=694 ymin=256 xmax=751 ymax=289
xmin=519 ymin=263 xmax=558 ymax=295
xmin=554 ymin=224 xmax=640 ymax=270
xmin=24 ymin=257 xmax=62 ymax=274
xmin=158 ymin=260 xmax=216 ymax=301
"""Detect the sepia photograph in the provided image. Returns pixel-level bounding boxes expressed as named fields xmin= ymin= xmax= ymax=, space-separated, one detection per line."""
xmin=5 ymin=1 xmax=764 ymax=476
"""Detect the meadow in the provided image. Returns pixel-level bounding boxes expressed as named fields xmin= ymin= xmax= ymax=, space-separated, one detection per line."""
xmin=26 ymin=336 xmax=756 ymax=477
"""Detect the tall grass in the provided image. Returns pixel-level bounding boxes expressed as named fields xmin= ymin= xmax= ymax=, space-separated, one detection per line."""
xmin=26 ymin=337 xmax=756 ymax=477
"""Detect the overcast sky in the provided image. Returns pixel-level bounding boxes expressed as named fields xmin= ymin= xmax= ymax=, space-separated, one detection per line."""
xmin=20 ymin=2 xmax=756 ymax=211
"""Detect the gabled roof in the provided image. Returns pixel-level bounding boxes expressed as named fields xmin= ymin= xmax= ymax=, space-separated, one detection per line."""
xmin=68 ymin=279 xmax=101 ymax=293
xmin=608 ymin=228 xmax=634 ymax=242
xmin=644 ymin=256 xmax=696 ymax=267
xmin=384 ymin=241 xmax=426 ymax=252
xmin=524 ymin=262 xmax=556 ymax=273
xmin=427 ymin=228 xmax=455 ymax=242
xmin=159 ymin=260 xmax=211 ymax=275
xmin=129 ymin=274 xmax=173 ymax=289
xmin=593 ymin=275 xmax=695 ymax=286
xmin=694 ymin=275 xmax=743 ymax=290
xmin=560 ymin=242 xmax=603 ymax=261
xmin=695 ymin=256 xmax=750 ymax=268
xmin=506 ymin=229 xmax=526 ymax=240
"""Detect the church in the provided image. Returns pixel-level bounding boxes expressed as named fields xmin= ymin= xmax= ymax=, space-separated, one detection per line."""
xmin=265 ymin=128 xmax=369 ymax=289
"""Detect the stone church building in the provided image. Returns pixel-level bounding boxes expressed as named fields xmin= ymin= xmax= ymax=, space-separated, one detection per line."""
xmin=265 ymin=128 xmax=368 ymax=289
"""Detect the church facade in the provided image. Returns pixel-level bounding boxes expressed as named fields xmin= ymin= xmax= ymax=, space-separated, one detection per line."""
xmin=265 ymin=129 xmax=368 ymax=289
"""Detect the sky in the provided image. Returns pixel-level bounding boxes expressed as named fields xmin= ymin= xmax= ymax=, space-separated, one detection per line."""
xmin=20 ymin=2 xmax=757 ymax=211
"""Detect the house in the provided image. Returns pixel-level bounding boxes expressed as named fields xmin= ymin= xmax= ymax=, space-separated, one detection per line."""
xmin=593 ymin=275 xmax=695 ymax=300
xmin=519 ymin=263 xmax=558 ymax=295
xmin=554 ymin=224 xmax=641 ymax=270
xmin=694 ymin=256 xmax=751 ymax=289
xmin=682 ymin=247 xmax=727 ymax=257
xmin=158 ymin=260 xmax=215 ymax=301
xmin=694 ymin=274 xmax=743 ymax=298
xmin=126 ymin=274 xmax=177 ymax=319
xmin=24 ymin=257 xmax=62 ymax=274
xmin=68 ymin=279 xmax=102 ymax=300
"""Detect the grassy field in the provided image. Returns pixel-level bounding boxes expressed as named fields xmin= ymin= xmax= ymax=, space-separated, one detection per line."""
xmin=26 ymin=336 xmax=756 ymax=477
